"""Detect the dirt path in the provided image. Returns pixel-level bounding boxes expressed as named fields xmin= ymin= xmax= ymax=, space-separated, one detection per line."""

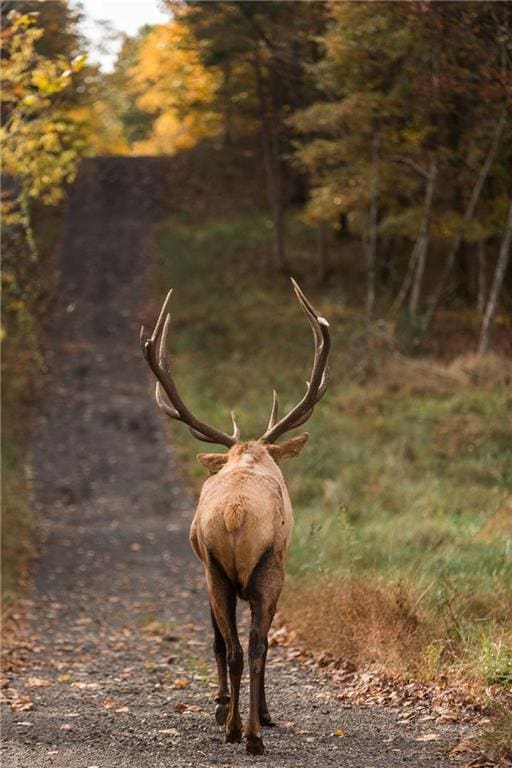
xmin=2 ymin=158 xmax=470 ymax=768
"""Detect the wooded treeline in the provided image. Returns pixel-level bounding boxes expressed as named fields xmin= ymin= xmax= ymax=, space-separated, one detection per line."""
xmin=2 ymin=1 xmax=511 ymax=353
xmin=1 ymin=0 xmax=121 ymax=338
xmin=112 ymin=1 xmax=512 ymax=353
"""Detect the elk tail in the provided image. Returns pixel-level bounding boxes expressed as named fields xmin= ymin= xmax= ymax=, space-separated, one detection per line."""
xmin=223 ymin=497 xmax=246 ymax=532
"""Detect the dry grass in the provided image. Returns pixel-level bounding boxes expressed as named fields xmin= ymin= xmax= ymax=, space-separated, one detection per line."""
xmin=479 ymin=705 xmax=512 ymax=763
xmin=281 ymin=577 xmax=431 ymax=674
xmin=347 ymin=349 xmax=512 ymax=400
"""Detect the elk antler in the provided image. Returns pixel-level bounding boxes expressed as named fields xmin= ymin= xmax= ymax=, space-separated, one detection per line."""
xmin=140 ymin=289 xmax=239 ymax=447
xmin=260 ymin=279 xmax=330 ymax=444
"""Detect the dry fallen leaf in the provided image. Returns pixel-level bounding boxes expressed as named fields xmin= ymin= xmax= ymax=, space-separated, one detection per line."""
xmin=59 ymin=723 xmax=73 ymax=731
xmin=57 ymin=674 xmax=71 ymax=683
xmin=415 ymin=733 xmax=440 ymax=742
xmin=159 ymin=728 xmax=179 ymax=736
xmin=173 ymin=677 xmax=190 ymax=690
xmin=436 ymin=712 xmax=459 ymax=723
xmin=450 ymin=740 xmax=478 ymax=756
xmin=26 ymin=677 xmax=52 ymax=688
xmin=102 ymin=698 xmax=121 ymax=710
xmin=143 ymin=621 xmax=163 ymax=635
xmin=70 ymin=682 xmax=100 ymax=690
xmin=11 ymin=698 xmax=34 ymax=712
xmin=114 ymin=706 xmax=130 ymax=714
xmin=333 ymin=728 xmax=347 ymax=737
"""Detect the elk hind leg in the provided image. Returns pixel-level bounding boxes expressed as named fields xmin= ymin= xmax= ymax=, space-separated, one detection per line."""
xmin=210 ymin=606 xmax=229 ymax=725
xmin=207 ymin=560 xmax=243 ymax=743
xmin=259 ymin=642 xmax=275 ymax=727
xmin=245 ymin=550 xmax=282 ymax=755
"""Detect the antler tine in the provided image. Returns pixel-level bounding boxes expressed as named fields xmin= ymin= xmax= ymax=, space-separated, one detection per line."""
xmin=291 ymin=277 xmax=328 ymax=350
xmin=266 ymin=389 xmax=279 ymax=432
xmin=260 ymin=279 xmax=330 ymax=444
xmin=140 ymin=288 xmax=173 ymax=355
xmin=230 ymin=411 xmax=240 ymax=442
xmin=153 ymin=288 xmax=173 ymax=342
xmin=141 ymin=290 xmax=239 ymax=448
xmin=155 ymin=381 xmax=179 ymax=418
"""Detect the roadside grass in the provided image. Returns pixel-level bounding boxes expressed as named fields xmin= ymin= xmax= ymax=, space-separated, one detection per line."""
xmin=155 ymin=211 xmax=512 ymax=694
xmin=1 ymin=323 xmax=40 ymax=608
xmin=1 ymin=214 xmax=61 ymax=610
xmin=479 ymin=704 xmax=512 ymax=763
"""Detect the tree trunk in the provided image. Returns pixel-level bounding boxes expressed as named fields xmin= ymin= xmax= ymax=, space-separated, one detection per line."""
xmin=392 ymin=158 xmax=437 ymax=317
xmin=366 ymin=131 xmax=380 ymax=334
xmin=254 ymin=54 xmax=286 ymax=272
xmin=317 ymin=221 xmax=328 ymax=283
xmin=409 ymin=158 xmax=437 ymax=318
xmin=422 ymin=108 xmax=507 ymax=333
xmin=221 ymin=60 xmax=233 ymax=147
xmin=477 ymin=238 xmax=487 ymax=314
xmin=478 ymin=196 xmax=512 ymax=355
xmin=391 ymin=240 xmax=419 ymax=316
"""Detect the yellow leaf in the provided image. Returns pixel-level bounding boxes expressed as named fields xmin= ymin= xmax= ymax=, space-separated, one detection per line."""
xmin=71 ymin=54 xmax=87 ymax=72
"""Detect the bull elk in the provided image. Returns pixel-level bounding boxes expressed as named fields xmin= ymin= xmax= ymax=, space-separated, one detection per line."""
xmin=140 ymin=280 xmax=330 ymax=755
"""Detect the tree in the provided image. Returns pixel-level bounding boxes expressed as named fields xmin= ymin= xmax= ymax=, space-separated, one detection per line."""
xmin=125 ymin=20 xmax=223 ymax=155
xmin=1 ymin=9 xmax=87 ymax=242
xmin=478 ymin=197 xmax=512 ymax=355
xmin=165 ymin=0 xmax=329 ymax=271
xmin=1 ymin=7 xmax=88 ymax=335
xmin=292 ymin=1 xmax=511 ymax=341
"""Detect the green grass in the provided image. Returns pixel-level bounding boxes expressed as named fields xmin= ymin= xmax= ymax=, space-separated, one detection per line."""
xmin=155 ymin=210 xmax=511 ymax=687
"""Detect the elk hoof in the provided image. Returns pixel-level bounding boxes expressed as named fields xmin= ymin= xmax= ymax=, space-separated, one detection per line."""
xmin=246 ymin=735 xmax=265 ymax=755
xmin=259 ymin=711 xmax=275 ymax=727
xmin=215 ymin=703 xmax=228 ymax=726
xmin=225 ymin=728 xmax=242 ymax=744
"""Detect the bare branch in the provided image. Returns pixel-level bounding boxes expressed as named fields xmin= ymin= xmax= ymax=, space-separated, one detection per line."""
xmin=387 ymin=154 xmax=430 ymax=180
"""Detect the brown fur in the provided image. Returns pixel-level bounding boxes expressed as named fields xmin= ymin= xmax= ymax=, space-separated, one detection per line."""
xmin=191 ymin=438 xmax=306 ymax=590
xmin=190 ymin=434 xmax=308 ymax=754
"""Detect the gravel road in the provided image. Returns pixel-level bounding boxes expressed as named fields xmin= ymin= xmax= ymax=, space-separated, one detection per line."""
xmin=2 ymin=158 xmax=470 ymax=768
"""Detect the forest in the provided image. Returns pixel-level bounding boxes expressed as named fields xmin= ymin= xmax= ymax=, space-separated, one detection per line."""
xmin=2 ymin=1 xmax=511 ymax=765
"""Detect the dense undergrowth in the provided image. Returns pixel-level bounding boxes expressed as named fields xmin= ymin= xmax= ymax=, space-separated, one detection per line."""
xmin=155 ymin=211 xmax=512 ymax=697
xmin=1 ymin=214 xmax=61 ymax=609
